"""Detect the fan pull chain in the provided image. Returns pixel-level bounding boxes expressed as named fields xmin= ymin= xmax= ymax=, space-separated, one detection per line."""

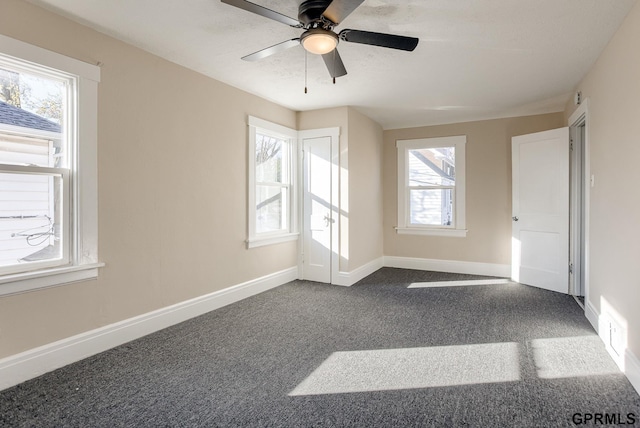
xmin=304 ymin=50 xmax=308 ymax=94
xmin=333 ymin=50 xmax=336 ymax=84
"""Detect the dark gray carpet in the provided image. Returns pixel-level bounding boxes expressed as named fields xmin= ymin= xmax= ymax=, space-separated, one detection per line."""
xmin=1 ymin=268 xmax=639 ymax=427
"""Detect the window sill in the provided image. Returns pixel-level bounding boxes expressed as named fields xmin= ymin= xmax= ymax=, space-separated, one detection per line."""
xmin=0 ymin=262 xmax=105 ymax=297
xmin=247 ymin=233 xmax=299 ymax=249
xmin=395 ymin=227 xmax=468 ymax=238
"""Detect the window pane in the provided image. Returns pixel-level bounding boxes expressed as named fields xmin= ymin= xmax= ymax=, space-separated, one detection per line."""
xmin=255 ymin=134 xmax=284 ymax=183
xmin=409 ymin=188 xmax=454 ymax=226
xmin=256 ymin=185 xmax=288 ymax=234
xmin=0 ymin=172 xmax=63 ymax=268
xmin=408 ymin=147 xmax=455 ymax=187
xmin=0 ymin=67 xmax=66 ymax=167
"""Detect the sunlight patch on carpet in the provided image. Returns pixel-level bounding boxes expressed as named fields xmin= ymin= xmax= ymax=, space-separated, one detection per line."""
xmin=289 ymin=342 xmax=520 ymax=396
xmin=408 ymin=279 xmax=511 ymax=288
xmin=531 ymin=336 xmax=621 ymax=379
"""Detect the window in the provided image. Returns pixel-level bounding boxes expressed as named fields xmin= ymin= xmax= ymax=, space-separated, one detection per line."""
xmin=0 ymin=61 xmax=70 ymax=275
xmin=0 ymin=34 xmax=101 ymax=295
xmin=396 ymin=136 xmax=467 ymax=237
xmin=247 ymin=116 xmax=298 ymax=248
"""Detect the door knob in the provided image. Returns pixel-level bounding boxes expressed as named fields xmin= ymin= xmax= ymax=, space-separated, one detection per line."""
xmin=323 ymin=214 xmax=335 ymax=227
xmin=512 ymin=216 xmax=519 ymax=222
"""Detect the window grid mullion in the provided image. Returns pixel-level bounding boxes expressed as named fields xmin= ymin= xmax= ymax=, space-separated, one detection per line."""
xmin=408 ymin=185 xmax=455 ymax=191
xmin=256 ymin=181 xmax=288 ymax=187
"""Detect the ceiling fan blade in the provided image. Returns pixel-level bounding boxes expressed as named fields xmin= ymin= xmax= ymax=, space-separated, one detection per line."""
xmin=339 ymin=29 xmax=419 ymax=51
xmin=221 ymin=0 xmax=302 ymax=28
xmin=322 ymin=0 xmax=365 ymax=25
xmin=322 ymin=49 xmax=348 ymax=78
xmin=242 ymin=39 xmax=300 ymax=61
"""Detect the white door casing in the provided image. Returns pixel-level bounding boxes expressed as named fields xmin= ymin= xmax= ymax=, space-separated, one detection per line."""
xmin=568 ymin=99 xmax=591 ymax=301
xmin=300 ymin=128 xmax=340 ymax=283
xmin=512 ymin=127 xmax=570 ymax=294
xmin=569 ymin=122 xmax=586 ymax=297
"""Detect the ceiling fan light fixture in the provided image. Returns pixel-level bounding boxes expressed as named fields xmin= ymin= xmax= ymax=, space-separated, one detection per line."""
xmin=301 ymin=29 xmax=338 ymax=55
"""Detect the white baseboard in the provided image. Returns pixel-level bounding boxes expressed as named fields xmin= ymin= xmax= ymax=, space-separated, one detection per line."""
xmin=384 ymin=256 xmax=510 ymax=278
xmin=0 ymin=267 xmax=298 ymax=392
xmin=333 ymin=257 xmax=385 ymax=287
xmin=584 ymin=299 xmax=640 ymax=395
xmin=625 ymin=348 xmax=640 ymax=396
xmin=585 ymin=300 xmax=600 ymax=333
xmin=334 ymin=256 xmax=510 ymax=286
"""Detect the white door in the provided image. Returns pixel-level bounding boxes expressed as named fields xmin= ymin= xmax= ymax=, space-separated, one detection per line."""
xmin=301 ymin=134 xmax=335 ymax=283
xmin=511 ymin=127 xmax=569 ymax=293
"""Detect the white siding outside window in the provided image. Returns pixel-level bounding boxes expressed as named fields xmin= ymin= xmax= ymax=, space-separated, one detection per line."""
xmin=0 ymin=137 xmax=55 ymax=262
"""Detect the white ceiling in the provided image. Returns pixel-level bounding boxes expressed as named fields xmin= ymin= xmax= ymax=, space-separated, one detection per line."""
xmin=26 ymin=0 xmax=637 ymax=129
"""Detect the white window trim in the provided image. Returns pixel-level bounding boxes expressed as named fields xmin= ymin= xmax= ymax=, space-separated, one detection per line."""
xmin=0 ymin=35 xmax=103 ymax=296
xmin=247 ymin=116 xmax=299 ymax=248
xmin=396 ymin=135 xmax=467 ymax=238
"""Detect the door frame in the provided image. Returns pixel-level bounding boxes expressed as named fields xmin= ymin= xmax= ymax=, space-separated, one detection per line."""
xmin=297 ymin=127 xmax=341 ymax=284
xmin=568 ymin=99 xmax=591 ymax=306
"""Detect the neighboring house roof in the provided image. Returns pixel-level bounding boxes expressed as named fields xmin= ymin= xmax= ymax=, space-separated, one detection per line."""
xmin=0 ymin=100 xmax=61 ymax=133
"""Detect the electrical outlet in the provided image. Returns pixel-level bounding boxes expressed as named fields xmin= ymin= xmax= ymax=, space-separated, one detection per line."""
xmin=609 ymin=321 xmax=624 ymax=357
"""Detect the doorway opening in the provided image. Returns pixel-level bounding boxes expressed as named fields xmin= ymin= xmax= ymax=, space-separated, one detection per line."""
xmin=569 ymin=102 xmax=589 ymax=309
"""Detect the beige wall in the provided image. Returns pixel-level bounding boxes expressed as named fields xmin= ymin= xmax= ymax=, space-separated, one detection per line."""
xmin=565 ymin=1 xmax=640 ymax=359
xmin=347 ymin=108 xmax=384 ymax=270
xmin=297 ymin=107 xmax=384 ymax=272
xmin=383 ymin=113 xmax=565 ymax=265
xmin=0 ymin=0 xmax=298 ymax=358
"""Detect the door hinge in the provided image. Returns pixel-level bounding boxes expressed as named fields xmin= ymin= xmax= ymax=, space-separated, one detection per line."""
xmin=570 ymin=142 xmax=574 ymax=151
xmin=569 ymin=263 xmax=573 ymax=274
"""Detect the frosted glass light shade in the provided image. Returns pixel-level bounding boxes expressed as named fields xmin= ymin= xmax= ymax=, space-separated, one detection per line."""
xmin=301 ymin=30 xmax=338 ymax=55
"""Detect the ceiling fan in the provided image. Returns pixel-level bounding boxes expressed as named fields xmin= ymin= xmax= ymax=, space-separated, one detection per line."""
xmin=221 ymin=0 xmax=419 ymax=81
